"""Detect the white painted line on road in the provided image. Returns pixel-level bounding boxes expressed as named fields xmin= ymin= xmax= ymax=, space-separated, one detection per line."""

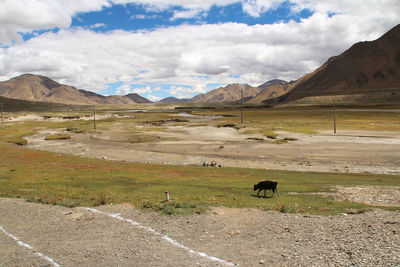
xmin=84 ymin=207 xmax=236 ymax=266
xmin=0 ymin=224 xmax=60 ymax=267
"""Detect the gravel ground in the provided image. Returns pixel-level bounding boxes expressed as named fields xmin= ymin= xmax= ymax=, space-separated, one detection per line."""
xmin=289 ymin=185 xmax=400 ymax=207
xmin=324 ymin=186 xmax=400 ymax=207
xmin=1 ymin=198 xmax=399 ymax=266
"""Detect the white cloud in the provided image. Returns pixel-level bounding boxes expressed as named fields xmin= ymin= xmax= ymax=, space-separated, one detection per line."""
xmin=170 ymin=8 xmax=205 ymax=21
xmin=0 ymin=0 xmax=110 ymax=45
xmin=132 ymin=86 xmax=153 ymax=94
xmin=0 ymin=0 xmax=299 ymax=45
xmin=116 ymin=83 xmax=133 ymax=95
xmin=242 ymin=0 xmax=284 ymax=17
xmin=112 ymin=0 xmax=238 ymax=11
xmin=90 ymin=23 xmax=106 ymax=29
xmin=167 ymin=85 xmax=206 ymax=99
xmin=146 ymin=94 xmax=162 ymax=101
xmin=130 ymin=14 xmax=159 ymax=19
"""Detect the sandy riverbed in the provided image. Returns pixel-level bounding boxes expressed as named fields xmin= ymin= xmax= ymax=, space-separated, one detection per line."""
xmin=25 ymin=123 xmax=400 ymax=175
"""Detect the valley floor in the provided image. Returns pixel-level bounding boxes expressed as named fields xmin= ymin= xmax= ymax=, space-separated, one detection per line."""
xmin=26 ymin=123 xmax=400 ymax=175
xmin=1 ymin=110 xmax=400 ymax=266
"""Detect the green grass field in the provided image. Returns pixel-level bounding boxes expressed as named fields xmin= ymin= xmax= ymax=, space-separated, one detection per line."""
xmin=0 ymin=106 xmax=399 ymax=215
xmin=204 ymin=106 xmax=400 ymax=135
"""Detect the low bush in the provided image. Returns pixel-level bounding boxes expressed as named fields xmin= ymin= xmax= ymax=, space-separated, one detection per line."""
xmin=7 ymin=138 xmax=28 ymax=145
xmin=45 ymin=134 xmax=71 ymax=140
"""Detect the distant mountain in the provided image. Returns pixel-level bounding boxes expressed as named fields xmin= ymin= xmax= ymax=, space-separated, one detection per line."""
xmin=247 ymin=79 xmax=289 ymax=103
xmin=0 ymin=95 xmax=87 ymax=112
xmin=125 ymin=93 xmax=152 ymax=103
xmin=263 ymin=24 xmax=400 ymax=105
xmin=258 ymin=79 xmax=287 ymax=89
xmin=0 ymin=74 xmax=152 ymax=105
xmin=190 ymin=83 xmax=261 ymax=103
xmin=159 ymin=97 xmax=189 ymax=103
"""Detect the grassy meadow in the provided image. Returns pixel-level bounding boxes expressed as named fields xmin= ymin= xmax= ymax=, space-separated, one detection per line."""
xmin=0 ymin=105 xmax=399 ymax=215
xmin=205 ymin=106 xmax=400 ymax=135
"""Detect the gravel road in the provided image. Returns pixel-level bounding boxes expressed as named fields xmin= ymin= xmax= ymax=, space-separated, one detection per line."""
xmin=1 ymin=198 xmax=399 ymax=266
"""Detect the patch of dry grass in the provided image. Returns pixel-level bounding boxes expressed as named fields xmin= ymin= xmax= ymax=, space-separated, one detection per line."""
xmin=45 ymin=133 xmax=71 ymax=140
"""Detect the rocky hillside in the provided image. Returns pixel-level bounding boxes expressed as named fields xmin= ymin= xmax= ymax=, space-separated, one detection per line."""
xmin=0 ymin=74 xmax=151 ymax=105
xmin=0 ymin=95 xmax=86 ymax=112
xmin=159 ymin=97 xmax=189 ymax=103
xmin=263 ymin=24 xmax=400 ymax=105
xmin=247 ymin=79 xmax=289 ymax=103
xmin=190 ymin=83 xmax=260 ymax=103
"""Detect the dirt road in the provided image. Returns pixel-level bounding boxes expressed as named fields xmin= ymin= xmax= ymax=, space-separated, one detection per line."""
xmin=1 ymin=198 xmax=399 ymax=266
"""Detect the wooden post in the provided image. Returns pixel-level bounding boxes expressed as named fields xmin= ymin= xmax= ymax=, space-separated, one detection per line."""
xmin=240 ymin=89 xmax=244 ymax=126
xmin=93 ymin=105 xmax=96 ymax=130
xmin=1 ymin=103 xmax=3 ymax=124
xmin=333 ymin=99 xmax=336 ymax=134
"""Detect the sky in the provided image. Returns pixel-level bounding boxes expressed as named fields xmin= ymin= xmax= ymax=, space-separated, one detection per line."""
xmin=0 ymin=1 xmax=399 ymax=101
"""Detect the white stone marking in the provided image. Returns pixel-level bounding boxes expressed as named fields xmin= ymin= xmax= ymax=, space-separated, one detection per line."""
xmin=84 ymin=207 xmax=235 ymax=266
xmin=0 ymin=225 xmax=60 ymax=267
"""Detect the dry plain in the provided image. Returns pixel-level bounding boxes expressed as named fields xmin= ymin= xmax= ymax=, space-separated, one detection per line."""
xmin=1 ymin=107 xmax=400 ymax=266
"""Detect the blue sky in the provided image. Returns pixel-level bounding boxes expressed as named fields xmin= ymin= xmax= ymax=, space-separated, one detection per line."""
xmin=0 ymin=0 xmax=399 ymax=101
xmin=69 ymin=1 xmax=313 ymax=34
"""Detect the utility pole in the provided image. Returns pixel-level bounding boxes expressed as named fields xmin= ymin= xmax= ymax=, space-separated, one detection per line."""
xmin=93 ymin=105 xmax=96 ymax=130
xmin=1 ymin=103 xmax=4 ymax=124
xmin=240 ymin=89 xmax=244 ymax=126
xmin=333 ymin=99 xmax=336 ymax=134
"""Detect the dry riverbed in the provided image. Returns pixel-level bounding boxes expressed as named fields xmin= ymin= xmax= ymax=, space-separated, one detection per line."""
xmin=26 ymin=124 xmax=400 ymax=175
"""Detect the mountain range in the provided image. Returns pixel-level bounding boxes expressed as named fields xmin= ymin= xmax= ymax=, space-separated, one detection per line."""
xmin=1 ymin=24 xmax=399 ymax=106
xmin=0 ymin=74 xmax=152 ymax=105
xmin=263 ymin=24 xmax=400 ymax=105
xmin=190 ymin=83 xmax=261 ymax=103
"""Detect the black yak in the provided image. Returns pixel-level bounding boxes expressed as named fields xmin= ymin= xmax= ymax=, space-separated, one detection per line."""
xmin=254 ymin=180 xmax=280 ymax=197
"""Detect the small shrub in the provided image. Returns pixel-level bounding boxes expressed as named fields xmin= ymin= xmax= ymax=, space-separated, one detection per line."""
xmin=57 ymin=199 xmax=80 ymax=208
xmin=279 ymin=204 xmax=287 ymax=213
xmin=273 ymin=139 xmax=288 ymax=144
xmin=247 ymin=137 xmax=264 ymax=141
xmin=92 ymin=193 xmax=108 ymax=206
xmin=66 ymin=127 xmax=85 ymax=133
xmin=8 ymin=138 xmax=27 ymax=145
xmin=274 ymin=203 xmax=290 ymax=213
xmin=66 ymin=127 xmax=77 ymax=132
xmin=217 ymin=123 xmax=237 ymax=128
xmin=142 ymin=201 xmax=207 ymax=215
xmin=128 ymin=134 xmax=160 ymax=143
xmin=45 ymin=134 xmax=71 ymax=140
xmin=142 ymin=201 xmax=154 ymax=209
xmin=346 ymin=208 xmax=370 ymax=214
xmin=171 ymin=118 xmax=189 ymax=123
xmin=262 ymin=129 xmax=278 ymax=139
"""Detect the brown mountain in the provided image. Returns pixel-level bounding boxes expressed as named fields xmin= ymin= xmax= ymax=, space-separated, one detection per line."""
xmin=247 ymin=79 xmax=289 ymax=103
xmin=190 ymin=83 xmax=261 ymax=103
xmin=0 ymin=74 xmax=152 ymax=105
xmin=124 ymin=93 xmax=152 ymax=103
xmin=258 ymin=79 xmax=287 ymax=89
xmin=0 ymin=95 xmax=88 ymax=112
xmin=263 ymin=24 xmax=400 ymax=105
xmin=159 ymin=97 xmax=189 ymax=103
